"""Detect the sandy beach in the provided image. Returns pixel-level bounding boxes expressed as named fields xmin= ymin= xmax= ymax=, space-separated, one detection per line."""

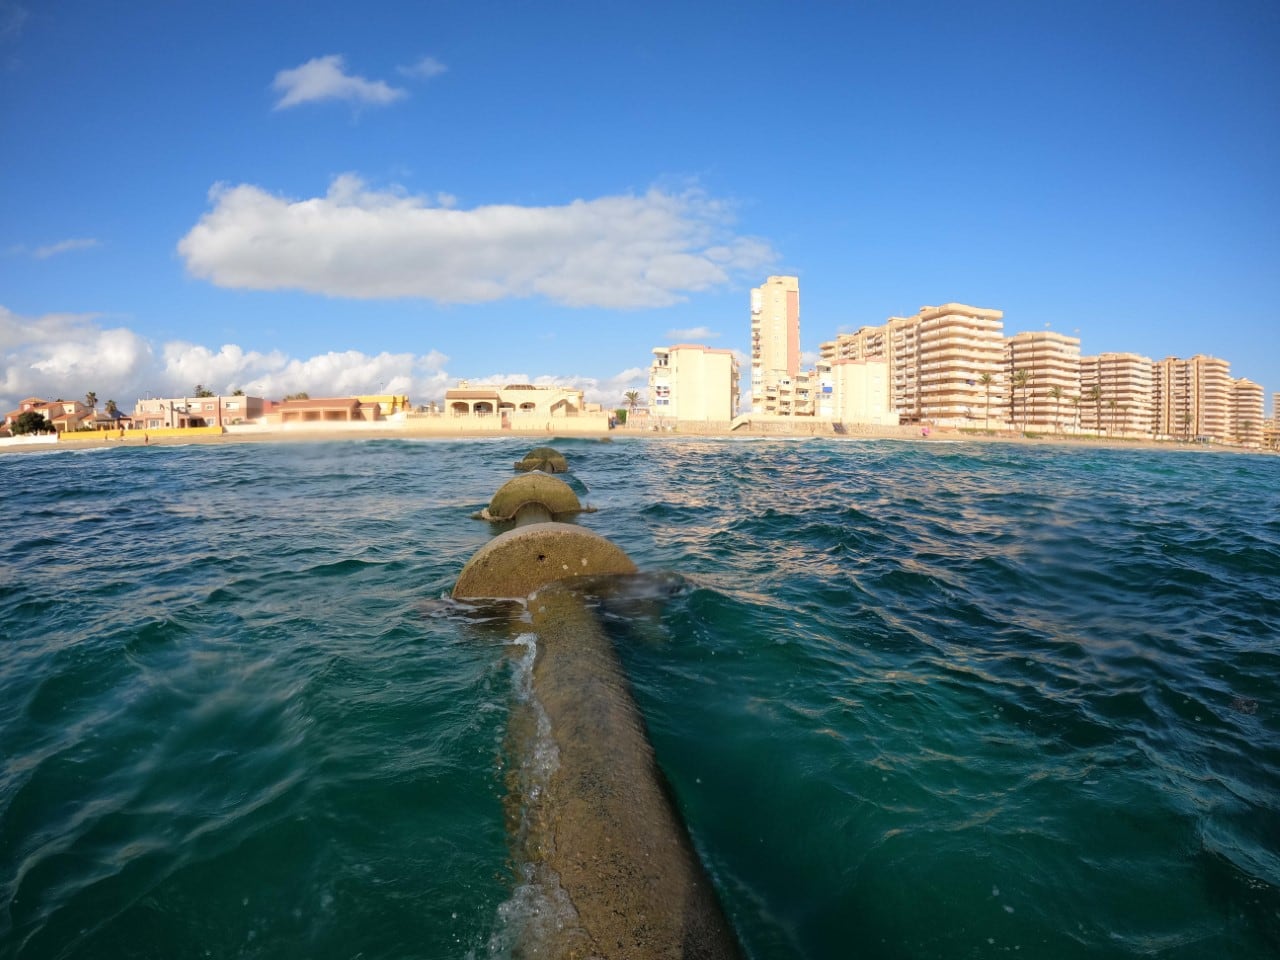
xmin=2 ymin=417 xmax=1272 ymax=456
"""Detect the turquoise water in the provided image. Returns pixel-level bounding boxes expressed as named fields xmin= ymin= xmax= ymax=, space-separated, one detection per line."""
xmin=1 ymin=437 xmax=1277 ymax=959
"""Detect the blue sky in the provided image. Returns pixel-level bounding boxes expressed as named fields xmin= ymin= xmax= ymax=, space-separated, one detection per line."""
xmin=3 ymin=0 xmax=1277 ymax=412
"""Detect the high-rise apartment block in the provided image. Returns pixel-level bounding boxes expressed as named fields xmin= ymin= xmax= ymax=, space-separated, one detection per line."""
xmin=1079 ymin=352 xmax=1154 ymax=435
xmin=892 ymin=304 xmax=1006 ymax=424
xmin=1230 ymin=378 xmax=1264 ymax=446
xmin=1153 ymin=355 xmax=1233 ymax=440
xmin=816 ymin=304 xmax=1004 ymax=425
xmin=1006 ymin=331 xmax=1082 ymax=430
xmin=648 ymin=344 xmax=740 ymax=422
xmin=750 ymin=276 xmax=800 ymax=414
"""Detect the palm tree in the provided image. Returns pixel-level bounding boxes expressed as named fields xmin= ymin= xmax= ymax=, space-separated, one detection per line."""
xmin=85 ymin=391 xmax=97 ymax=412
xmin=1181 ymin=413 xmax=1193 ymax=441
xmin=1069 ymin=396 xmax=1080 ymax=434
xmin=623 ymin=390 xmax=640 ymax=418
xmin=978 ymin=373 xmax=994 ymax=431
xmin=1048 ymin=385 xmax=1063 ymax=434
xmin=1086 ymin=385 xmax=1102 ymax=434
xmin=1012 ymin=369 xmax=1030 ymax=433
xmin=105 ymin=400 xmax=118 ymax=416
xmin=1107 ymin=399 xmax=1118 ymax=436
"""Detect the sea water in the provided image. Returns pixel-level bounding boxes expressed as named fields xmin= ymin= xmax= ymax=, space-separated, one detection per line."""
xmin=1 ymin=437 xmax=1276 ymax=959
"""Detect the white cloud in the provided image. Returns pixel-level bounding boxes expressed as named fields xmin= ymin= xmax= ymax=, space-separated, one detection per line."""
xmin=398 ymin=55 xmax=447 ymax=79
xmin=0 ymin=305 xmax=451 ymax=412
xmin=665 ymin=325 xmax=720 ymax=341
xmin=178 ymin=175 xmax=776 ymax=309
xmin=33 ymin=237 xmax=100 ymax=259
xmin=272 ymin=54 xmax=406 ymax=109
xmin=460 ymin=367 xmax=648 ymax=407
xmin=800 ymin=350 xmax=820 ymax=368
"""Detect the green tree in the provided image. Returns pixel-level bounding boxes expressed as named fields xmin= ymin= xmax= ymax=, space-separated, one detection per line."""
xmin=105 ymin=400 xmax=119 ymax=416
xmin=232 ymin=388 xmax=245 ymax=396
xmin=194 ymin=384 xmax=215 ymax=398
xmin=1086 ymin=385 xmax=1102 ymax=433
xmin=1012 ymin=369 xmax=1030 ymax=432
xmin=978 ymin=372 xmax=994 ymax=431
xmin=623 ymin=390 xmax=640 ymax=418
xmin=12 ymin=410 xmax=54 ymax=435
xmin=283 ymin=392 xmax=310 ymax=401
xmin=1048 ymin=385 xmax=1063 ymax=434
xmin=1107 ymin=399 xmax=1118 ymax=435
xmin=85 ymin=391 xmax=97 ymax=412
xmin=1181 ymin=413 xmax=1194 ymax=441
xmin=1069 ymin=396 xmax=1080 ymax=433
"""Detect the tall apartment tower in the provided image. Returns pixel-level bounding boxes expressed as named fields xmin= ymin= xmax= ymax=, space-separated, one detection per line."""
xmin=1230 ymin=378 xmax=1264 ymax=445
xmin=1006 ymin=331 xmax=1082 ymax=430
xmin=893 ymin=304 xmax=1005 ymax=424
xmin=750 ymin=276 xmax=800 ymax=414
xmin=1153 ymin=355 xmax=1233 ymax=440
xmin=1079 ymin=352 xmax=1154 ymax=435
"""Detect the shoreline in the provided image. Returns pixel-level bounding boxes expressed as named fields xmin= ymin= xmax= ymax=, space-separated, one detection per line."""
xmin=1 ymin=420 xmax=1274 ymax=457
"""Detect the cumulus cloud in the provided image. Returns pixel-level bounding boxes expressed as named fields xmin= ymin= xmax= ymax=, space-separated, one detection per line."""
xmin=272 ymin=54 xmax=406 ymax=109
xmin=0 ymin=305 xmax=451 ymax=412
xmin=398 ymin=55 xmax=447 ymax=79
xmin=33 ymin=237 xmax=100 ymax=259
xmin=178 ymin=175 xmax=776 ymax=309
xmin=461 ymin=367 xmax=648 ymax=407
xmin=665 ymin=325 xmax=720 ymax=341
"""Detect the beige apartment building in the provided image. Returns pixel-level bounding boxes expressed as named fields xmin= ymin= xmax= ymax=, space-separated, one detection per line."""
xmin=1153 ymin=355 xmax=1232 ymax=440
xmin=820 ymin=324 xmax=892 ymax=366
xmin=817 ymin=304 xmax=1005 ymax=425
xmin=750 ymin=276 xmax=801 ymax=414
xmin=1079 ymin=352 xmax=1154 ymax=436
xmin=1264 ymin=393 xmax=1280 ymax=449
xmin=1006 ymin=331 xmax=1081 ymax=430
xmin=133 ymin=394 xmax=266 ymax=429
xmin=1230 ymin=378 xmax=1264 ymax=446
xmin=893 ymin=304 xmax=1006 ymax=424
xmin=649 ymin=344 xmax=740 ymax=422
xmin=830 ymin=359 xmax=896 ymax=425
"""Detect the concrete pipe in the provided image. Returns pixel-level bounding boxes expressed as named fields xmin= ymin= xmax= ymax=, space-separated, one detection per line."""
xmin=452 ymin=523 xmax=636 ymax=600
xmin=506 ymin=578 xmax=744 ymax=958
xmin=473 ymin=473 xmax=593 ymax=526
xmin=514 ymin=446 xmax=570 ymax=473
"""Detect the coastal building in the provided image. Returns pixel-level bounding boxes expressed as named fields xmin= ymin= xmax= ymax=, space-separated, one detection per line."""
xmin=830 ymin=359 xmax=896 ymax=425
xmin=1005 ymin=331 xmax=1082 ymax=431
xmin=357 ymin=395 xmax=411 ymax=417
xmin=1264 ymin=394 xmax=1280 ymax=450
xmin=892 ymin=304 xmax=1006 ymax=425
xmin=750 ymin=276 xmax=801 ymax=415
xmin=133 ymin=394 xmax=266 ymax=430
xmin=1079 ymin=352 xmax=1154 ymax=436
xmin=819 ymin=324 xmax=891 ymax=366
xmin=1230 ymin=378 xmax=1264 ymax=446
xmin=757 ymin=369 xmax=817 ymax=417
xmin=3 ymin=397 xmax=93 ymax=432
xmin=647 ymin=344 xmax=739 ymax=422
xmin=1152 ymin=355 xmax=1232 ymax=440
xmin=443 ymin=382 xmax=588 ymax=422
xmin=276 ymin=397 xmax=384 ymax=423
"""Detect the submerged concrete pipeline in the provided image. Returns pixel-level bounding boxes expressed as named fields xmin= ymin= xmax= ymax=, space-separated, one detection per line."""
xmin=452 ymin=449 xmax=743 ymax=959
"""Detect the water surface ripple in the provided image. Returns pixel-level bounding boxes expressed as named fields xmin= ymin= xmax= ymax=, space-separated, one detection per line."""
xmin=1 ymin=438 xmax=1277 ymax=959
